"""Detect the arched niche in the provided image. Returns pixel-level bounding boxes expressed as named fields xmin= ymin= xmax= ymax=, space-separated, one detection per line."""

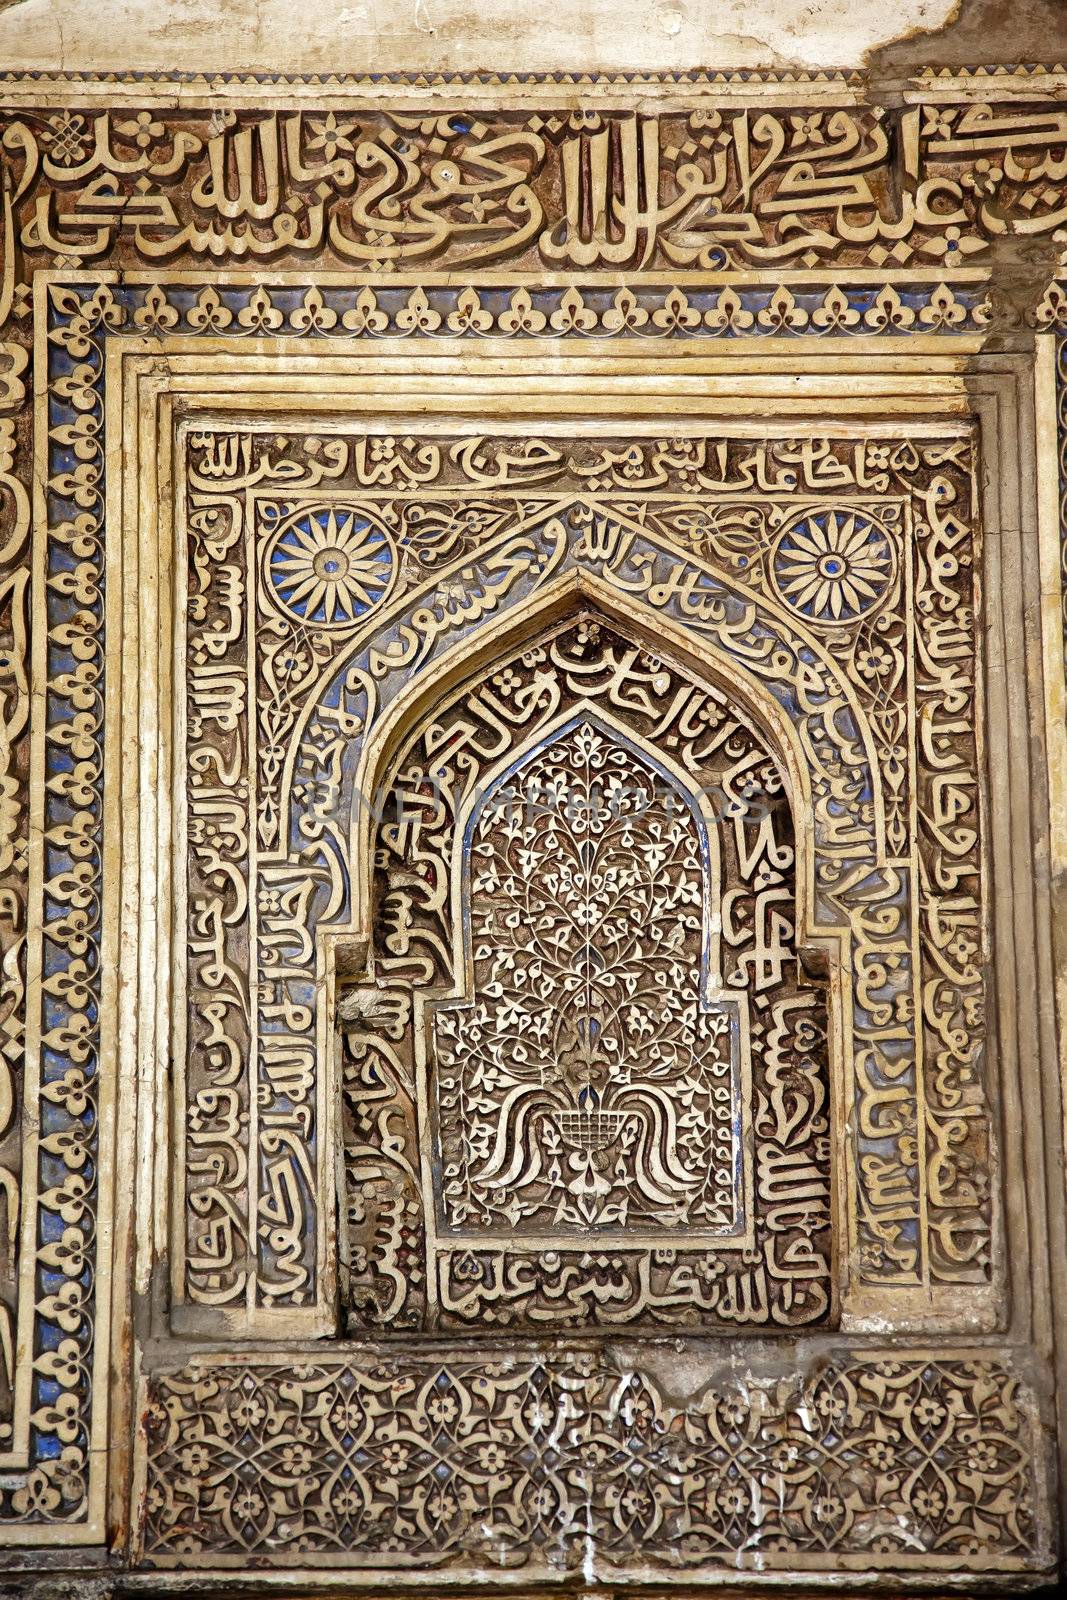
xmin=240 ymin=499 xmax=942 ymax=1323
xmin=338 ymin=607 xmax=833 ymax=1331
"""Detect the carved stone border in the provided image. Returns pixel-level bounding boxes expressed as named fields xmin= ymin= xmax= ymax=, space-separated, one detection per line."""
xmin=136 ymin=1344 xmax=1053 ymax=1576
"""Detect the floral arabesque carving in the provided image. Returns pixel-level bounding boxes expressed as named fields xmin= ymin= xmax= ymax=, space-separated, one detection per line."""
xmin=434 ymin=717 xmax=745 ymax=1235
xmin=139 ymin=1351 xmax=1045 ymax=1571
xmin=0 ymin=65 xmax=1048 ymax=1569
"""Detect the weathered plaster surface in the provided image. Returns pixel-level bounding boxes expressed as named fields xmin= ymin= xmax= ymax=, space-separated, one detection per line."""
xmin=0 ymin=0 xmax=966 ymax=74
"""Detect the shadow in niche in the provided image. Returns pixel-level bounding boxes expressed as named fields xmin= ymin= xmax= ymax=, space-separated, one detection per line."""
xmin=336 ymin=606 xmax=835 ymax=1337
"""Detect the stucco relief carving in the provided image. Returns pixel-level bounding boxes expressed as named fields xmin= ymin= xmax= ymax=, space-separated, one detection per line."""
xmin=346 ymin=613 xmax=829 ymax=1331
xmin=140 ymin=1350 xmax=1044 ymax=1569
xmin=0 ymin=66 xmax=1062 ymax=1592
xmin=175 ymin=425 xmax=987 ymax=1334
xmin=0 ymin=99 xmax=1065 ymax=276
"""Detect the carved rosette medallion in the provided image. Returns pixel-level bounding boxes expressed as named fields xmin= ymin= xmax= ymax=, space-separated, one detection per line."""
xmin=262 ymin=505 xmax=396 ymax=628
xmin=770 ymin=508 xmax=896 ymax=625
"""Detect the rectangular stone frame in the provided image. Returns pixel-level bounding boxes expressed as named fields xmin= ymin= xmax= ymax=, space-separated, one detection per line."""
xmin=165 ymin=380 xmax=974 ymax=1334
xmin=0 ymin=70 xmax=1064 ymax=1594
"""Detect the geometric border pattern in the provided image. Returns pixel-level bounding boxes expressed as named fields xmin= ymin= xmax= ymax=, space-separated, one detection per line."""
xmin=140 ymin=1349 xmax=1048 ymax=1572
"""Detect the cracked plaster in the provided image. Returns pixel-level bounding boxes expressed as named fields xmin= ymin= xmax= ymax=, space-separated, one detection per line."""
xmin=0 ymin=0 xmax=971 ymax=76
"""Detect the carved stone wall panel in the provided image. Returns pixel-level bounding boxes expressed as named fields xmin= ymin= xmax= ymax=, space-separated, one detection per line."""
xmin=0 ymin=65 xmax=1061 ymax=1596
xmin=176 ymin=419 xmax=988 ymax=1335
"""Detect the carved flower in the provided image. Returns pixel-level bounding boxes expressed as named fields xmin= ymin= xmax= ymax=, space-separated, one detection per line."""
xmin=476 ymin=1442 xmax=507 ymax=1474
xmin=328 ymin=1395 xmax=367 ymax=1437
xmin=229 ymin=1484 xmax=266 ymax=1522
xmin=766 ymin=1440 xmax=801 ymax=1473
xmin=618 ymin=1483 xmax=654 ymax=1520
xmin=620 ymin=1388 xmax=657 ymax=1430
xmin=773 ymin=511 xmax=893 ymax=625
xmin=563 ymin=1440 xmax=603 ymax=1485
xmin=523 ymin=1398 xmax=554 ymax=1433
xmin=814 ymin=1389 xmax=848 ymax=1426
xmin=912 ymin=1398 xmax=947 ymax=1429
xmin=379 ymin=1442 xmax=411 ymax=1476
xmin=231 ymin=1394 xmax=267 ymax=1432
xmin=177 ymin=1443 xmax=212 ymax=1476
xmin=946 ymin=929 xmax=979 ymax=968
xmin=118 ymin=110 xmax=165 ymax=149
xmin=171 ymin=1536 xmax=204 ymax=1554
xmin=144 ymin=1482 xmax=167 ymax=1516
xmin=328 ymin=1483 xmax=363 ymax=1516
xmin=267 ymin=509 xmax=394 ymax=626
xmin=715 ymin=1394 xmax=748 ymax=1429
xmin=278 ymin=1442 xmax=312 ymax=1476
xmin=923 ymin=107 xmax=957 ymax=141
xmin=790 ymin=113 xmax=825 ymax=144
xmin=863 ymin=1438 xmax=897 ymax=1470
xmin=913 ymin=1484 xmax=945 ymax=1518
xmin=524 ymin=1483 xmax=559 ymax=1519
xmin=856 ymin=642 xmax=894 ymax=682
xmin=426 ymin=1391 xmax=460 ymax=1428
xmin=961 ymin=158 xmax=1004 ymax=198
xmin=272 ymin=643 xmax=312 ymax=681
xmin=425 ymin=1484 xmax=461 ymax=1524
xmin=718 ymin=1482 xmax=749 ymax=1515
xmin=965 ymin=1441 xmax=1000 ymax=1477
xmin=306 ymin=113 xmax=358 ymax=161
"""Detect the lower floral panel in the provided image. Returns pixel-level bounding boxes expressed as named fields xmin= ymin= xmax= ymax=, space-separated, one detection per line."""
xmin=140 ymin=1347 xmax=1050 ymax=1575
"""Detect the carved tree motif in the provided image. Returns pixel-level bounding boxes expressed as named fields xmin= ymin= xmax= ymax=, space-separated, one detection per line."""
xmin=433 ymin=715 xmax=743 ymax=1234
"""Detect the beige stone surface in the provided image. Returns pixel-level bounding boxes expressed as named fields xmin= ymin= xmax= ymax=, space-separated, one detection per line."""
xmin=0 ymin=0 xmax=963 ymax=74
